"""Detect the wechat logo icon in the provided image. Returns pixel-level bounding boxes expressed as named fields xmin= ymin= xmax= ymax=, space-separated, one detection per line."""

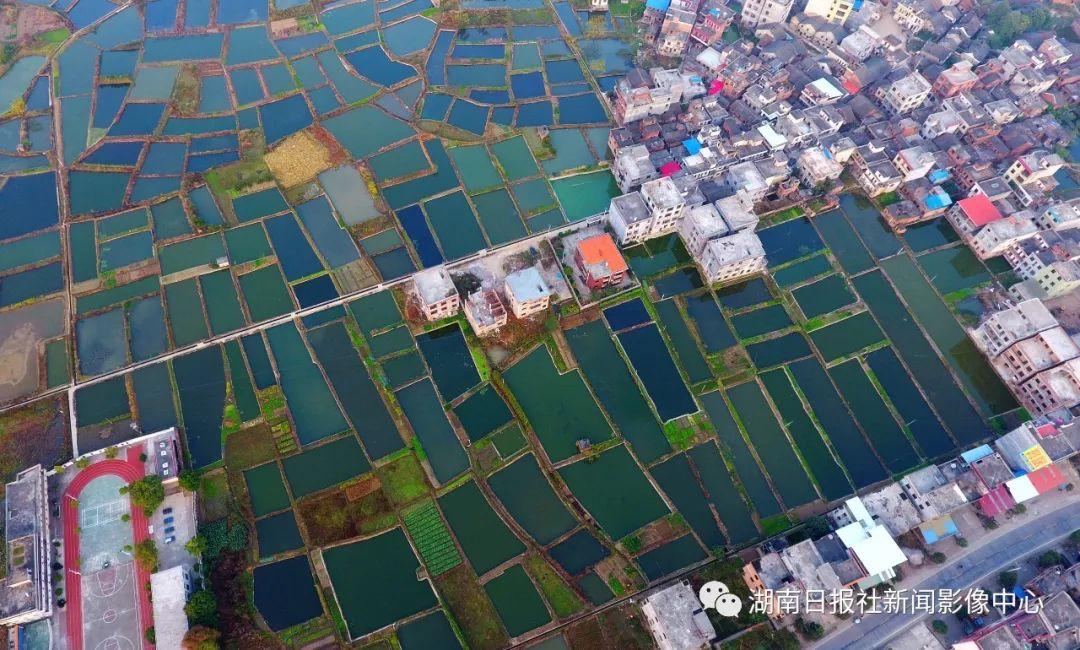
xmin=698 ymin=581 xmax=742 ymax=617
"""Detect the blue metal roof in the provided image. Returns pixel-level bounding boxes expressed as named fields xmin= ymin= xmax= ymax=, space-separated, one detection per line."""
xmin=683 ymin=138 xmax=702 ymax=154
xmin=645 ymin=0 xmax=671 ymax=11
xmin=929 ymin=169 xmax=950 ymax=183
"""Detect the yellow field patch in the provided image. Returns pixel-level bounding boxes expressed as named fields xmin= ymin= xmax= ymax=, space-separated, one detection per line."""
xmin=264 ymin=129 xmax=333 ymax=187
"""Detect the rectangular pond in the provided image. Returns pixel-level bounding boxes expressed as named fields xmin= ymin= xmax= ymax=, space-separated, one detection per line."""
xmin=502 ymin=346 xmax=613 ymax=463
xmin=565 ymin=320 xmax=670 ymax=463
xmin=616 ymin=323 xmax=697 ymax=422
xmin=557 ymin=445 xmax=669 ymax=541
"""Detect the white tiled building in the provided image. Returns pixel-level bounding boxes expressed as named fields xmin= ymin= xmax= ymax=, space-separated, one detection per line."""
xmin=414 ymin=266 xmax=460 ymax=321
xmin=504 ymin=266 xmax=551 ymax=319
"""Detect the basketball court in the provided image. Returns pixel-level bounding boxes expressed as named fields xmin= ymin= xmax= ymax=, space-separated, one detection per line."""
xmin=75 ymin=475 xmax=144 ymax=650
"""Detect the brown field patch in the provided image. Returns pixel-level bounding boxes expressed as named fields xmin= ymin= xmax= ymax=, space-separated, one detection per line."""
xmin=344 ymin=474 xmax=381 ymax=501
xmin=264 ymin=129 xmax=334 ymax=187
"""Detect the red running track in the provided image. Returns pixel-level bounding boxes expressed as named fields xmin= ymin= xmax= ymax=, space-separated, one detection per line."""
xmin=62 ymin=445 xmax=156 ymax=650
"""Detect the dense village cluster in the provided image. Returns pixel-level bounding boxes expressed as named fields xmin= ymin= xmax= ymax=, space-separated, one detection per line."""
xmin=3 ymin=0 xmax=1080 ymax=646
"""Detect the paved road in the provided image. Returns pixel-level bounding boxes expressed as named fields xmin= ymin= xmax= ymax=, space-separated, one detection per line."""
xmin=819 ymin=500 xmax=1080 ymax=649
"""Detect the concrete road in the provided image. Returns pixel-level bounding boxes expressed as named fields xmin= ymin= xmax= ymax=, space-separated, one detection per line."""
xmin=818 ymin=500 xmax=1080 ymax=649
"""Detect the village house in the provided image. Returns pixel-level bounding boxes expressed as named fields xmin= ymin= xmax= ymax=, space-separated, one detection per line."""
xmin=574 ymin=233 xmax=629 ymax=290
xmin=414 ymin=266 xmax=460 ymax=321
xmin=739 ymin=0 xmax=794 ymax=29
xmin=504 ymin=266 xmax=552 ymax=319
xmin=880 ymin=71 xmax=932 ymax=115
xmin=463 ymin=290 xmax=507 ymax=337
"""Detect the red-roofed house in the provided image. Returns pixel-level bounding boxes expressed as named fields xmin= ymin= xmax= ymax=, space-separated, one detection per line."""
xmin=1028 ymin=464 xmax=1065 ymax=494
xmin=660 ymin=161 xmax=682 ymax=176
xmin=574 ymin=233 xmax=630 ymax=290
xmin=979 ymin=485 xmax=1015 ymax=517
xmin=946 ymin=194 xmax=1003 ymax=239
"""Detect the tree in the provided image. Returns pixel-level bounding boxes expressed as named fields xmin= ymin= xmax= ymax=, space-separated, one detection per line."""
xmin=185 ymin=535 xmax=208 ymax=557
xmin=178 ymin=470 xmax=200 ymax=493
xmin=932 ymin=619 xmax=948 ymax=635
xmin=796 ymin=617 xmax=825 ymax=640
xmin=1069 ymin=529 xmax=1080 ymax=545
xmin=930 ymin=551 xmax=947 ymax=564
xmin=182 ymin=625 xmax=221 ymax=650
xmin=124 ymin=475 xmax=165 ymax=516
xmin=134 ymin=540 xmax=158 ymax=572
xmin=956 ymin=537 xmax=969 ymax=548
xmin=999 ymin=571 xmax=1018 ymax=589
xmin=803 ymin=515 xmax=832 ymax=539
xmin=185 ymin=590 xmax=219 ymax=627
xmin=1038 ymin=550 xmax=1065 ymax=568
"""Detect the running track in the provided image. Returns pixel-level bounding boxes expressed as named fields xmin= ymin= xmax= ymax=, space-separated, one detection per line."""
xmin=63 ymin=445 xmax=156 ymax=650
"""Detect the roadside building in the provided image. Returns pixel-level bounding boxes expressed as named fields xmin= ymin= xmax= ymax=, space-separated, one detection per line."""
xmin=640 ymin=581 xmax=716 ymax=650
xmin=463 ymin=290 xmax=507 ymax=337
xmin=150 ymin=566 xmax=192 ymax=650
xmin=574 ymin=233 xmax=629 ymax=289
xmin=504 ymin=266 xmax=552 ymax=318
xmin=832 ymin=497 xmax=908 ymax=589
xmin=414 ymin=266 xmax=460 ymax=321
xmin=0 ymin=466 xmax=50 ymax=627
xmin=1016 ymin=357 xmax=1080 ymax=416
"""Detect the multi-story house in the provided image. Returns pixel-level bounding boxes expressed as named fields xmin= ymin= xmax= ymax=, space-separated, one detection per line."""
xmin=1036 ymin=200 xmax=1080 ymax=230
xmin=690 ymin=3 xmax=734 ymax=46
xmin=932 ymin=61 xmax=978 ymax=98
xmin=969 ymin=214 xmax=1039 ymax=259
xmin=881 ymin=71 xmax=932 ymax=115
xmin=463 ymin=290 xmax=507 ymax=337
xmin=803 ymin=0 xmax=854 ymax=24
xmin=640 ymin=176 xmax=687 ymax=233
xmin=698 ymin=232 xmax=767 ymax=283
xmin=893 ymin=146 xmax=936 ymax=182
xmin=613 ymin=68 xmax=685 ymax=125
xmin=414 ymin=266 xmax=460 ymax=321
xmin=1004 ymin=150 xmax=1066 ymax=191
xmin=852 ymin=144 xmax=903 ymax=197
xmin=946 ymin=194 xmax=1004 ymax=237
xmin=573 ymin=233 xmax=629 ymax=290
xmin=1016 ymin=358 xmax=1080 ymax=416
xmin=504 ymin=266 xmax=552 ymax=319
xmin=612 ymin=144 xmax=659 ymax=193
xmin=971 ymin=299 xmax=1059 ymax=357
xmin=608 ymin=191 xmax=654 ymax=245
xmin=739 ymin=0 xmax=794 ymax=29
xmin=799 ymin=77 xmax=845 ymax=106
xmin=796 ymin=147 xmax=844 ymax=187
